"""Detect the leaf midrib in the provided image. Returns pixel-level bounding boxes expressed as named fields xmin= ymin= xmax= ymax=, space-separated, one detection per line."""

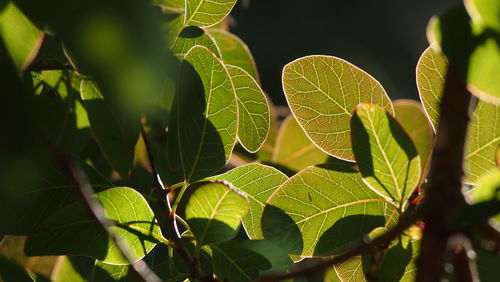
xmin=198 ymin=188 xmax=232 ymax=244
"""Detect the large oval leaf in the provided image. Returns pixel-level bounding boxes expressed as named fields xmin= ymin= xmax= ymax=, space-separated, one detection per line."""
xmin=184 ymin=0 xmax=237 ymax=28
xmin=185 ymin=182 xmax=249 ymax=247
xmin=170 ymin=45 xmax=237 ymax=182
xmin=170 ymin=26 xmax=219 ymax=57
xmin=226 ymin=65 xmax=270 ymax=152
xmin=26 ymin=187 xmax=162 ymax=265
xmin=209 ymin=164 xmax=288 ymax=239
xmin=207 ymin=29 xmax=260 ymax=83
xmin=272 ymin=115 xmax=330 ymax=172
xmin=282 ymin=55 xmax=394 ymax=161
xmin=351 ymin=104 xmax=421 ymax=206
xmin=262 ymin=165 xmax=399 ymax=257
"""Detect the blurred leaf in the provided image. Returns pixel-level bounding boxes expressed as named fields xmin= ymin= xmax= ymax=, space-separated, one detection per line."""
xmin=282 ymin=55 xmax=394 ymax=161
xmin=185 ymin=182 xmax=248 ymax=248
xmin=211 ymin=240 xmax=271 ymax=281
xmin=476 ymin=249 xmax=500 ymax=281
xmin=155 ymin=0 xmax=184 ymax=12
xmin=227 ymin=65 xmax=270 ymax=152
xmin=207 ymin=28 xmax=260 ymax=83
xmin=0 ymin=255 xmax=34 ymax=282
xmin=262 ymin=165 xmax=399 ymax=257
xmin=169 ymin=46 xmax=237 ymax=182
xmin=465 ymin=0 xmax=500 ymax=32
xmin=80 ymin=80 xmax=140 ymax=178
xmin=170 ymin=26 xmax=219 ymax=57
xmin=272 ymin=114 xmax=330 ymax=172
xmin=0 ymin=2 xmax=43 ymax=71
xmin=184 ymin=0 xmax=237 ymax=28
xmin=26 ymin=187 xmax=162 ymax=265
xmin=52 ymin=256 xmax=94 ymax=282
xmin=208 ymin=164 xmax=288 ymax=239
xmin=468 ymin=167 xmax=500 ymax=222
xmin=351 ymin=104 xmax=421 ymax=206
xmin=393 ymin=100 xmax=433 ymax=175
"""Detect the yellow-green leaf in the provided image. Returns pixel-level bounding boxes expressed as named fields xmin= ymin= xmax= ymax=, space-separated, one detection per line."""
xmin=184 ymin=0 xmax=237 ymax=28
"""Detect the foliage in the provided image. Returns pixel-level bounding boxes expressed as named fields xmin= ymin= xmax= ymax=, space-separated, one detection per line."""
xmin=0 ymin=0 xmax=499 ymax=281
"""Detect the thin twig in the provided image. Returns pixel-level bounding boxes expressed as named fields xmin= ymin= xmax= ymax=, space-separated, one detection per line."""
xmin=257 ymin=208 xmax=422 ymax=282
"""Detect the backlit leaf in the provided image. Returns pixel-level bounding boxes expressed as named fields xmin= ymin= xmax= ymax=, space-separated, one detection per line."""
xmin=282 ymin=55 xmax=393 ymax=161
xmin=52 ymin=256 xmax=94 ymax=282
xmin=465 ymin=0 xmax=500 ymax=33
xmin=262 ymin=165 xmax=399 ymax=257
xmin=351 ymin=104 xmax=421 ymax=206
xmin=208 ymin=164 xmax=288 ymax=239
xmin=184 ymin=0 xmax=237 ymax=28
xmin=256 ymin=96 xmax=279 ymax=162
xmin=0 ymin=2 xmax=43 ymax=71
xmin=26 ymin=187 xmax=162 ymax=265
xmin=272 ymin=115 xmax=330 ymax=172
xmin=207 ymin=28 xmax=260 ymax=82
xmin=468 ymin=167 xmax=500 ymax=222
xmin=227 ymin=65 xmax=270 ymax=152
xmin=170 ymin=26 xmax=219 ymax=57
xmin=185 ymin=182 xmax=249 ymax=247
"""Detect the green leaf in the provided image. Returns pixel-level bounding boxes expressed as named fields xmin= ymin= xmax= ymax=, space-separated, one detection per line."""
xmin=256 ymin=96 xmax=279 ymax=162
xmin=0 ymin=255 xmax=34 ymax=282
xmin=208 ymin=164 xmax=288 ymax=239
xmin=184 ymin=0 xmax=237 ymax=28
xmin=226 ymin=65 xmax=270 ymax=152
xmin=476 ymin=249 xmax=500 ymax=281
xmin=26 ymin=187 xmax=162 ymax=265
xmin=155 ymin=0 xmax=184 ymax=12
xmin=211 ymin=240 xmax=271 ymax=281
xmin=282 ymin=55 xmax=394 ymax=161
xmin=185 ymin=182 xmax=249 ymax=247
xmin=80 ymin=80 xmax=140 ymax=178
xmin=468 ymin=167 xmax=500 ymax=222
xmin=52 ymin=256 xmax=94 ymax=282
xmin=93 ymin=261 xmax=137 ymax=282
xmin=0 ymin=2 xmax=43 ymax=71
xmin=169 ymin=45 xmax=237 ymax=182
xmin=207 ymin=29 xmax=260 ymax=83
xmin=351 ymin=103 xmax=421 ymax=205
xmin=272 ymin=114 xmax=330 ymax=172
xmin=465 ymin=0 xmax=500 ymax=33
xmin=417 ymin=46 xmax=500 ymax=184
xmin=262 ymin=165 xmax=399 ymax=257
xmin=394 ymin=100 xmax=434 ymax=174
xmin=170 ymin=26 xmax=219 ymax=57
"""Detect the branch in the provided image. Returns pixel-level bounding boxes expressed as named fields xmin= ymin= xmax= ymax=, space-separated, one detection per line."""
xmin=257 ymin=208 xmax=422 ymax=282
xmin=449 ymin=234 xmax=479 ymax=282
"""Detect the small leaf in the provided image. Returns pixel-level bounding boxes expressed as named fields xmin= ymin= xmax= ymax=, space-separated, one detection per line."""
xmin=80 ymin=80 xmax=141 ymax=178
xmin=227 ymin=65 xmax=270 ymax=152
xmin=185 ymin=182 xmax=249 ymax=247
xmin=26 ymin=187 xmax=162 ymax=265
xmin=184 ymin=0 xmax=237 ymax=28
xmin=0 ymin=2 xmax=43 ymax=71
xmin=262 ymin=165 xmax=399 ymax=257
xmin=169 ymin=45 xmax=237 ymax=182
xmin=351 ymin=104 xmax=421 ymax=205
xmin=211 ymin=241 xmax=271 ymax=281
xmin=394 ymin=100 xmax=434 ymax=175
xmin=272 ymin=115 xmax=330 ymax=172
xmin=282 ymin=55 xmax=394 ymax=161
xmin=170 ymin=26 xmax=219 ymax=57
xmin=207 ymin=29 xmax=260 ymax=82
xmin=209 ymin=164 xmax=288 ymax=239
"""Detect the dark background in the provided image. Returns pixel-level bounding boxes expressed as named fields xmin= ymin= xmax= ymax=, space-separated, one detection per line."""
xmin=229 ymin=0 xmax=459 ymax=105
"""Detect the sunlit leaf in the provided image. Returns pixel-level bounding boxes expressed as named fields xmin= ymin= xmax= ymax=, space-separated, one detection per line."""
xmin=169 ymin=45 xmax=237 ymax=182
xmin=170 ymin=26 xmax=219 ymax=57
xmin=0 ymin=2 xmax=43 ymax=71
xmin=207 ymin=28 xmax=260 ymax=82
xmin=184 ymin=0 xmax=237 ymax=28
xmin=185 ymin=182 xmax=249 ymax=247
xmin=468 ymin=167 xmax=500 ymax=222
xmin=52 ymin=256 xmax=94 ymax=282
xmin=262 ymin=165 xmax=399 ymax=257
xmin=80 ymin=80 xmax=140 ymax=178
xmin=282 ymin=55 xmax=393 ymax=161
xmin=227 ymin=65 xmax=270 ymax=152
xmin=351 ymin=104 xmax=421 ymax=205
xmin=26 ymin=187 xmax=162 ymax=265
xmin=465 ymin=0 xmax=500 ymax=33
xmin=208 ymin=164 xmax=288 ymax=239
xmin=272 ymin=115 xmax=330 ymax=172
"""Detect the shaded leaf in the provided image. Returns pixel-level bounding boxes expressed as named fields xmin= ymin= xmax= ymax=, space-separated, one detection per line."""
xmin=272 ymin=115 xmax=330 ymax=172
xmin=476 ymin=249 xmax=500 ymax=281
xmin=208 ymin=164 xmax=288 ymax=239
xmin=169 ymin=45 xmax=237 ymax=182
xmin=465 ymin=0 xmax=500 ymax=33
xmin=393 ymin=99 xmax=434 ymax=174
xmin=80 ymin=80 xmax=140 ymax=178
xmin=468 ymin=167 xmax=500 ymax=222
xmin=0 ymin=2 xmax=43 ymax=71
xmin=227 ymin=65 xmax=270 ymax=152
xmin=185 ymin=182 xmax=249 ymax=247
xmin=351 ymin=104 xmax=421 ymax=206
xmin=256 ymin=95 xmax=279 ymax=162
xmin=170 ymin=26 xmax=219 ymax=57
xmin=207 ymin=28 xmax=260 ymax=82
xmin=0 ymin=255 xmax=34 ymax=282
xmin=52 ymin=256 xmax=94 ymax=282
xmin=282 ymin=55 xmax=393 ymax=161
xmin=262 ymin=165 xmax=399 ymax=257
xmin=26 ymin=187 xmax=162 ymax=265
xmin=184 ymin=0 xmax=237 ymax=28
